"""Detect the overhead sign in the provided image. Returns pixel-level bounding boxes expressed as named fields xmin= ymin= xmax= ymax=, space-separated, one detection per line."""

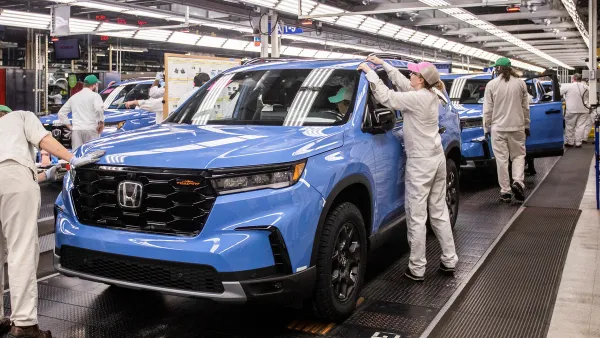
xmin=267 ymin=23 xmax=304 ymax=35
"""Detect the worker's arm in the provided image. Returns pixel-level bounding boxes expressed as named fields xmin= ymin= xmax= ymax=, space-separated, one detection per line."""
xmin=482 ymin=83 xmax=494 ymax=134
xmin=361 ymin=67 xmax=419 ymax=112
xmin=39 ymin=134 xmax=74 ymax=162
xmin=521 ymin=82 xmax=531 ymax=130
xmin=559 ymin=83 xmax=569 ymax=96
xmin=57 ymin=98 xmax=72 ymax=129
xmin=366 ymin=56 xmax=413 ymax=92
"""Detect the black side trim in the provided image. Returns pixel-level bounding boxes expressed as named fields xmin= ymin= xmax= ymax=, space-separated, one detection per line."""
xmin=220 ymin=265 xmax=282 ymax=282
xmin=368 ymin=215 xmax=406 ymax=251
xmin=234 ymin=225 xmax=293 ymax=275
xmin=309 ymin=174 xmax=373 ymax=267
xmin=240 ymin=266 xmax=316 ymax=303
xmin=444 ymin=140 xmax=462 ymax=158
xmin=527 ymin=148 xmax=565 ymax=159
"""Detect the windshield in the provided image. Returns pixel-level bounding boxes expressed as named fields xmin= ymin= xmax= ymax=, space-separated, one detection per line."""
xmin=100 ymin=85 xmax=119 ymax=101
xmin=444 ymin=79 xmax=490 ymax=104
xmin=166 ymin=69 xmax=358 ymax=126
xmin=114 ymin=83 xmax=152 ymax=108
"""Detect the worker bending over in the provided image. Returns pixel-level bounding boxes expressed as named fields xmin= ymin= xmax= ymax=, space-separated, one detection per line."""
xmin=0 ymin=105 xmax=104 ymax=338
xmin=358 ymin=56 xmax=458 ymax=281
xmin=125 ymin=72 xmax=165 ymax=123
xmin=58 ymin=75 xmax=105 ymax=150
xmin=561 ymin=74 xmax=590 ymax=147
xmin=483 ymin=57 xmax=530 ymax=203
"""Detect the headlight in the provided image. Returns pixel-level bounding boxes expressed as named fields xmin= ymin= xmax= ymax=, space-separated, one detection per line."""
xmin=460 ymin=118 xmax=483 ymax=129
xmin=211 ymin=161 xmax=306 ymax=195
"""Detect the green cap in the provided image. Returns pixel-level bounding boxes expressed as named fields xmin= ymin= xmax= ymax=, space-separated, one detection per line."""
xmin=0 ymin=105 xmax=12 ymax=113
xmin=328 ymin=87 xmax=352 ymax=104
xmin=493 ymin=57 xmax=511 ymax=67
xmin=83 ymin=75 xmax=99 ymax=85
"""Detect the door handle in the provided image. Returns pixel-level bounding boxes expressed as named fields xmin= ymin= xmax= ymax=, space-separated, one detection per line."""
xmin=439 ymin=126 xmax=446 ymax=134
xmin=546 ymin=109 xmax=561 ymax=114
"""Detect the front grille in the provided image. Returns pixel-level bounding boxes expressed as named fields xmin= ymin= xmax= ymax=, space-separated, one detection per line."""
xmin=60 ymin=246 xmax=225 ymax=293
xmin=71 ymin=166 xmax=217 ymax=236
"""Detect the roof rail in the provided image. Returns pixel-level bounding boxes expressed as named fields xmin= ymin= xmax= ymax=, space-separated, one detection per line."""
xmin=367 ymin=52 xmax=420 ymax=63
xmin=242 ymin=57 xmax=305 ymax=65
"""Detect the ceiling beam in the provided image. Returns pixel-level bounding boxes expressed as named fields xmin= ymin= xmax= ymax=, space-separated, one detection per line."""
xmin=466 ymin=31 xmax=582 ymax=42
xmin=400 ymin=10 xmax=569 ymax=26
xmin=445 ymin=22 xmax=575 ymax=35
xmin=495 ymin=45 xmax=588 ymax=51
xmin=483 ymin=39 xmax=589 ymax=47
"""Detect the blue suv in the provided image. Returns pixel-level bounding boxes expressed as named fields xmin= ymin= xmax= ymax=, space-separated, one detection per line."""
xmin=441 ymin=73 xmax=564 ymax=170
xmin=53 ymin=58 xmax=461 ymax=321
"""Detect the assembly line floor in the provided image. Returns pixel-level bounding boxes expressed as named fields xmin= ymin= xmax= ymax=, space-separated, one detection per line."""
xmin=9 ymin=152 xmax=585 ymax=338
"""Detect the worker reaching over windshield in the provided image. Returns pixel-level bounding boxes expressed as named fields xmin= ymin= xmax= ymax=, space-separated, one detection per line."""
xmin=125 ymin=72 xmax=165 ymax=123
xmin=483 ymin=57 xmax=530 ymax=203
xmin=358 ymin=56 xmax=458 ymax=282
xmin=0 ymin=105 xmax=104 ymax=338
xmin=58 ymin=75 xmax=104 ymax=150
xmin=561 ymin=73 xmax=589 ymax=147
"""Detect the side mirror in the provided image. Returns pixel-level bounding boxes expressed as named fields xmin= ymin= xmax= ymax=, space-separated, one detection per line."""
xmin=369 ymin=108 xmax=396 ymax=134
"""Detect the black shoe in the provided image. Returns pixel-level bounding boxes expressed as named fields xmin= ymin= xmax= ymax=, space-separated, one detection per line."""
xmin=511 ymin=182 xmax=525 ymax=202
xmin=404 ymin=269 xmax=424 ymax=282
xmin=575 ymin=144 xmax=582 ymax=148
xmin=439 ymin=262 xmax=455 ymax=275
xmin=500 ymin=193 xmax=512 ymax=203
xmin=565 ymin=144 xmax=574 ymax=148
xmin=582 ymin=140 xmax=588 ymax=144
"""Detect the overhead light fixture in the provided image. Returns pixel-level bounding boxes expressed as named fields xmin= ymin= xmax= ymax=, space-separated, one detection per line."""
xmin=281 ymin=46 xmax=303 ymax=56
xmin=222 ymin=39 xmax=249 ymax=50
xmin=168 ymin=31 xmax=201 ymax=45
xmin=198 ymin=35 xmax=227 ymax=48
xmin=124 ymin=9 xmax=171 ymax=19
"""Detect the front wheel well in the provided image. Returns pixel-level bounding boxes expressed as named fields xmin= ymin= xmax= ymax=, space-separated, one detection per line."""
xmin=446 ymin=146 xmax=461 ymax=170
xmin=329 ymin=184 xmax=372 ymax=237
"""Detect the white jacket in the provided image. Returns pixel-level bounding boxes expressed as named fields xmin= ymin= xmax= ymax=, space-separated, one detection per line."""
xmin=58 ymin=88 xmax=104 ymax=131
xmin=560 ymin=82 xmax=589 ymax=114
xmin=483 ymin=76 xmax=530 ymax=134
xmin=365 ymin=63 xmax=443 ymax=158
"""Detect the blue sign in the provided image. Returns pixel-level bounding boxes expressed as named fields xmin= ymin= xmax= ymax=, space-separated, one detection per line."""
xmin=267 ymin=23 xmax=304 ymax=35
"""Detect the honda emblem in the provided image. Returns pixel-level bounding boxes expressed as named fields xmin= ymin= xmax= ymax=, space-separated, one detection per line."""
xmin=117 ymin=181 xmax=143 ymax=209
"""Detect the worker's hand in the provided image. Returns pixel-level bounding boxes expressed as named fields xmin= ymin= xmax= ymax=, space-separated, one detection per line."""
xmin=65 ymin=124 xmax=73 ymax=130
xmin=525 ymin=128 xmax=531 ymax=138
xmin=366 ymin=55 xmax=384 ymax=65
xmin=155 ymin=72 xmax=164 ymax=81
xmin=357 ymin=62 xmax=375 ymax=74
xmin=70 ymin=150 xmax=106 ymax=169
xmin=44 ymin=165 xmax=61 ymax=182
xmin=124 ymin=100 xmax=136 ymax=109
xmin=97 ymin=121 xmax=105 ymax=134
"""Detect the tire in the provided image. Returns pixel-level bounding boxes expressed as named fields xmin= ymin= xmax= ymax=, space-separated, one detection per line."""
xmin=312 ymin=202 xmax=367 ymax=322
xmin=446 ymin=159 xmax=459 ymax=228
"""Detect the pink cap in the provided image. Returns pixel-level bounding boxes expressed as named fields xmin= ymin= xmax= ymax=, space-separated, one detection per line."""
xmin=407 ymin=61 xmax=434 ymax=74
xmin=407 ymin=62 xmax=440 ymax=85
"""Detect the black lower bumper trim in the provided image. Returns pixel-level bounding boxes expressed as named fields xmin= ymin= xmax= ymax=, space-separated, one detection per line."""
xmin=240 ymin=266 xmax=316 ymax=303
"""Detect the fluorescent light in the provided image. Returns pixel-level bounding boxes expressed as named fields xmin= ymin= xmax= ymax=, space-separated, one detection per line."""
xmin=0 ymin=19 xmax=49 ymax=30
xmin=168 ymin=31 xmax=201 ymax=45
xmin=395 ymin=28 xmax=415 ymax=41
xmin=441 ymin=41 xmax=456 ymax=51
xmin=124 ymin=9 xmax=171 ymax=19
xmin=282 ymin=46 xmax=303 ymax=56
xmin=378 ymin=23 xmax=401 ymax=38
xmin=276 ymin=0 xmax=317 ymax=15
xmin=134 ymin=29 xmax=172 ymax=42
xmin=409 ymin=31 xmax=428 ymax=44
xmin=421 ymin=35 xmax=439 ymax=46
xmin=328 ymin=52 xmax=344 ymax=58
xmin=335 ymin=15 xmax=365 ymax=29
xmin=222 ymin=39 xmax=249 ymax=51
xmin=242 ymin=0 xmax=279 ymax=7
xmin=315 ymin=51 xmax=331 ymax=58
xmin=358 ymin=17 xmax=385 ymax=33
xmin=308 ymin=4 xmax=340 ymax=23
xmin=433 ymin=38 xmax=449 ymax=49
xmin=69 ymin=19 xmax=100 ymax=33
xmin=198 ymin=36 xmax=227 ymax=48
xmin=97 ymin=22 xmax=136 ymax=38
xmin=73 ymin=2 xmax=128 ymax=11
xmin=300 ymin=49 xmax=318 ymax=57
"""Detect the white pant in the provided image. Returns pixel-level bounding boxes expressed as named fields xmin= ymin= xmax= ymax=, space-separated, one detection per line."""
xmin=491 ymin=130 xmax=525 ymax=195
xmin=0 ymin=161 xmax=41 ymax=326
xmin=565 ymin=113 xmax=589 ymax=146
xmin=405 ymin=153 xmax=458 ymax=277
xmin=584 ymin=113 xmax=593 ymax=141
xmin=71 ymin=129 xmax=99 ymax=150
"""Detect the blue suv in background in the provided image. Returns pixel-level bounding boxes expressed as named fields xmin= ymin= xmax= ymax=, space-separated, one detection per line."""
xmin=441 ymin=73 xmax=564 ymax=170
xmin=53 ymin=58 xmax=461 ymax=321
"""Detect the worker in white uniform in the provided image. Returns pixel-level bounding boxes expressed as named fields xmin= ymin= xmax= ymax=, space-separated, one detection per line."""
xmin=483 ymin=57 xmax=530 ymax=203
xmin=358 ymin=56 xmax=458 ymax=281
xmin=125 ymin=72 xmax=165 ymax=123
xmin=176 ymin=72 xmax=210 ymax=111
xmin=0 ymin=105 xmax=104 ymax=338
xmin=561 ymin=74 xmax=590 ymax=147
xmin=58 ymin=75 xmax=105 ymax=150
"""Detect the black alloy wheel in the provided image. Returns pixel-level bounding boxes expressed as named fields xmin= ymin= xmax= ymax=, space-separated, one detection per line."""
xmin=331 ymin=222 xmax=361 ymax=302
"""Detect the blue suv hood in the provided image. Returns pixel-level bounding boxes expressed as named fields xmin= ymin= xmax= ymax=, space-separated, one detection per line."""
xmin=39 ymin=109 xmax=153 ymax=125
xmin=456 ymin=104 xmax=483 ymax=120
xmin=82 ymin=124 xmax=344 ymax=169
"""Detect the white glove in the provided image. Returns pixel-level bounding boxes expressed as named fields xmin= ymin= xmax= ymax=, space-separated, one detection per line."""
xmin=44 ymin=165 xmax=60 ymax=181
xmin=155 ymin=72 xmax=164 ymax=81
xmin=70 ymin=150 xmax=106 ymax=169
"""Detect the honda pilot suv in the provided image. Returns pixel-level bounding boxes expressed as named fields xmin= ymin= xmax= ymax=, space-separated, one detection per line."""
xmin=54 ymin=58 xmax=461 ymax=321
